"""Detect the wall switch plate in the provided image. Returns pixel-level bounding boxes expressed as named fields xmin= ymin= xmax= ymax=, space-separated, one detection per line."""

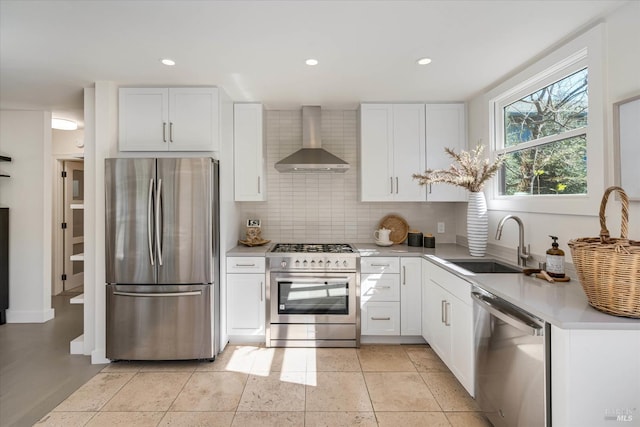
xmin=437 ymin=222 xmax=445 ymax=233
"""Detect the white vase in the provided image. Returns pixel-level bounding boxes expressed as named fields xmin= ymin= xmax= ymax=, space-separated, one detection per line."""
xmin=467 ymin=191 xmax=488 ymax=256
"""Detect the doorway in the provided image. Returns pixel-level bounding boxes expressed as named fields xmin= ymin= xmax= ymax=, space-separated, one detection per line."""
xmin=53 ymin=160 xmax=84 ymax=295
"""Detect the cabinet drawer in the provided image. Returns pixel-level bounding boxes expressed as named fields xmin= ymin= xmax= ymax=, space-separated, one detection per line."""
xmin=361 ymin=257 xmax=400 ymax=274
xmin=361 ymin=273 xmax=400 ymax=302
xmin=226 ymin=257 xmax=265 ymax=273
xmin=361 ymin=302 xmax=400 ymax=335
xmin=427 ymin=261 xmax=472 ymax=305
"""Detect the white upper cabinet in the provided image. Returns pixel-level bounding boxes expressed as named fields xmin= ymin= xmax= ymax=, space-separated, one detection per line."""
xmin=360 ymin=104 xmax=426 ymax=202
xmin=425 ymin=103 xmax=468 ymax=202
xmin=234 ymin=103 xmax=265 ymax=201
xmin=119 ymin=87 xmax=219 ymax=152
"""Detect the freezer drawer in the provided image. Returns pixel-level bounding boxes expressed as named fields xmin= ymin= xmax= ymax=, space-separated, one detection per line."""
xmin=106 ymin=284 xmax=213 ymax=361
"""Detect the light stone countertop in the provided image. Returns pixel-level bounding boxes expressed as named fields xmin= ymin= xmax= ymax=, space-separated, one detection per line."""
xmin=226 ymin=242 xmax=640 ymax=330
xmin=226 ymin=243 xmax=273 ymax=256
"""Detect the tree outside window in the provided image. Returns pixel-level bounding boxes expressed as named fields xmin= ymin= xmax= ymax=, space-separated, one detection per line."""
xmin=497 ymin=68 xmax=588 ymax=196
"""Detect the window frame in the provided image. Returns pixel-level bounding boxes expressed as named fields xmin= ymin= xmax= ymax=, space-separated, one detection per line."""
xmin=487 ymin=25 xmax=605 ymax=216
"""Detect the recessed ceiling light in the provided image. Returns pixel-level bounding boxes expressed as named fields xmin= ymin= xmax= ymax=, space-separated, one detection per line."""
xmin=305 ymin=58 xmax=319 ymax=66
xmin=161 ymin=58 xmax=176 ymax=66
xmin=416 ymin=57 xmax=432 ymax=65
xmin=51 ymin=118 xmax=78 ymax=130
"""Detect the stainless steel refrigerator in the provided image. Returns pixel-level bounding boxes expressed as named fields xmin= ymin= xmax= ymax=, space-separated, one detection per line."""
xmin=105 ymin=158 xmax=219 ymax=361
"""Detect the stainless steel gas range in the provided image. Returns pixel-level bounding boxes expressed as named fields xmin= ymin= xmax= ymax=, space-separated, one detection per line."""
xmin=266 ymin=243 xmax=360 ymax=348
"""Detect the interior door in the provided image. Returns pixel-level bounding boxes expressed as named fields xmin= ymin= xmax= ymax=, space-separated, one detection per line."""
xmin=63 ymin=161 xmax=84 ymax=291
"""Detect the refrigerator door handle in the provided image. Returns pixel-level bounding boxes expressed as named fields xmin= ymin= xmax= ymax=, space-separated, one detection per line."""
xmin=113 ymin=290 xmax=203 ymax=298
xmin=155 ymin=178 xmax=163 ymax=266
xmin=147 ymin=178 xmax=155 ymax=266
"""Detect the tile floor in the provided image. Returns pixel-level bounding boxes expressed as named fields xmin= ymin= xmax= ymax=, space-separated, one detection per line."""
xmin=35 ymin=344 xmax=491 ymax=427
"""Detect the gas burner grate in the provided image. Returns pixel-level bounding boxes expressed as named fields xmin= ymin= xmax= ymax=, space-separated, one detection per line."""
xmin=271 ymin=243 xmax=356 ymax=254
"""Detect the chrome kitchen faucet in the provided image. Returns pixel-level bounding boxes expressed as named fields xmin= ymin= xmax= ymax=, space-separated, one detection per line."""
xmin=495 ymin=215 xmax=531 ymax=266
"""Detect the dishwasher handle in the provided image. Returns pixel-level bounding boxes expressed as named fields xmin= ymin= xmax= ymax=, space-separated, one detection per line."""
xmin=471 ymin=291 xmax=544 ymax=336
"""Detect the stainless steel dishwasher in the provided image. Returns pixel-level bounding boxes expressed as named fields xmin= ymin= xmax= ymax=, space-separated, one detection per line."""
xmin=472 ymin=287 xmax=550 ymax=427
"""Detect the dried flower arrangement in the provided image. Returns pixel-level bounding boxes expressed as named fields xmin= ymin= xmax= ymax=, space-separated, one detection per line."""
xmin=412 ymin=144 xmax=504 ymax=193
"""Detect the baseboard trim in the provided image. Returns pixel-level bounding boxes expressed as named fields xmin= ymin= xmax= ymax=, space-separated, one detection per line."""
xmin=360 ymin=335 xmax=426 ymax=345
xmin=5 ymin=308 xmax=55 ymax=323
xmin=91 ymin=348 xmax=109 ymax=365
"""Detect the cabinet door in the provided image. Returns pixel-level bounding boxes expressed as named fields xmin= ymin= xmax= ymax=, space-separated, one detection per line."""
xmin=400 ymin=257 xmax=422 ymax=335
xmin=360 ymin=104 xmax=394 ymax=201
xmin=234 ymin=104 xmax=265 ymax=201
xmin=448 ymin=295 xmax=474 ymax=396
xmin=423 ymin=278 xmax=450 ymax=362
xmin=425 ymin=104 xmax=467 ymax=201
xmin=119 ymin=88 xmax=169 ymax=151
xmin=361 ymin=301 xmax=400 ymax=335
xmin=227 ymin=273 xmax=265 ymax=335
xmin=421 ymin=259 xmax=431 ymax=342
xmin=392 ymin=104 xmax=426 ymax=201
xmin=169 ymin=88 xmax=219 ymax=151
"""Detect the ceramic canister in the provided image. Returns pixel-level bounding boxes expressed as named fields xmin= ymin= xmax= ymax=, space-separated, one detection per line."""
xmin=407 ymin=231 xmax=423 ymax=247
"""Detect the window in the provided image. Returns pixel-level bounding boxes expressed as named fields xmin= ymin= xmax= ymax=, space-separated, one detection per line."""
xmin=496 ymin=67 xmax=588 ymax=196
xmin=487 ymin=25 xmax=605 ymax=216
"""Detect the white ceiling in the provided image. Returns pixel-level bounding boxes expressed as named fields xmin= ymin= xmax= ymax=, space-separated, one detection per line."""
xmin=0 ymin=0 xmax=628 ymax=128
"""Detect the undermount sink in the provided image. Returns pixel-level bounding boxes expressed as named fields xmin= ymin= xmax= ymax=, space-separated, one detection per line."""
xmin=445 ymin=259 xmax=522 ymax=274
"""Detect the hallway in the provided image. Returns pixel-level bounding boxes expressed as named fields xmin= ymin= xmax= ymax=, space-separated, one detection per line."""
xmin=0 ymin=295 xmax=105 ymax=426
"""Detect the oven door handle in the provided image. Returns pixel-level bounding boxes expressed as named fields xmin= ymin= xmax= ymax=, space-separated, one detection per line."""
xmin=276 ymin=277 xmax=349 ymax=284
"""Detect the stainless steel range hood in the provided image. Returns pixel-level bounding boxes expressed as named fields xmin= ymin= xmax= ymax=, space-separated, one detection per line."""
xmin=275 ymin=106 xmax=350 ymax=173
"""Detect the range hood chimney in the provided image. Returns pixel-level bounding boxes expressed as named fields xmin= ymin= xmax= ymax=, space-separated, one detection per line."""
xmin=275 ymin=106 xmax=350 ymax=173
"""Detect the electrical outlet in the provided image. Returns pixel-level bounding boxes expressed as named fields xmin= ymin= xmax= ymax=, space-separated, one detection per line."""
xmin=437 ymin=222 xmax=445 ymax=233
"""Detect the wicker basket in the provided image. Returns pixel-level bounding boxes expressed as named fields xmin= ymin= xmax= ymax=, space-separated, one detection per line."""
xmin=568 ymin=186 xmax=640 ymax=318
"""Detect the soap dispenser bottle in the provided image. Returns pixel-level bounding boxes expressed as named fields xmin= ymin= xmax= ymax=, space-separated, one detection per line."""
xmin=546 ymin=235 xmax=565 ymax=278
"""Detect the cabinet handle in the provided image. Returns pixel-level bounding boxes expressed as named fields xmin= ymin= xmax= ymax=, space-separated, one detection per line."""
xmin=235 ymin=263 xmax=256 ymax=267
xmin=169 ymin=122 xmax=174 ymax=142
xmin=445 ymin=302 xmax=451 ymax=326
xmin=373 ymin=286 xmax=391 ymax=289
xmin=441 ymin=300 xmax=446 ymax=324
xmin=403 ymin=266 xmax=406 ymax=285
xmin=396 ymin=177 xmax=399 ymax=194
xmin=162 ymin=122 xmax=167 ymax=142
xmin=371 ymin=317 xmax=391 ymax=321
xmin=258 ymin=176 xmax=261 ymax=194
xmin=371 ymin=263 xmax=390 ymax=267
xmin=429 ymin=183 xmax=432 ymax=194
xmin=390 ymin=177 xmax=393 ymax=194
xmin=260 ymin=282 xmax=263 ymax=301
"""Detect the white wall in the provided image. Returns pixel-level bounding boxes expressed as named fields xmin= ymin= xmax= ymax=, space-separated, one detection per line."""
xmin=237 ymin=109 xmax=460 ymax=244
xmin=0 ymin=110 xmax=54 ymax=322
xmin=52 ymin=129 xmax=84 ymax=156
xmin=461 ymin=2 xmax=640 ymax=262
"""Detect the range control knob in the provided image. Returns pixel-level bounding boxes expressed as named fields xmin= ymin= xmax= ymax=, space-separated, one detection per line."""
xmin=335 ymin=260 xmax=340 ymax=268
xmin=295 ymin=260 xmax=300 ymax=267
xmin=280 ymin=261 xmax=287 ymax=268
xmin=318 ymin=260 xmax=323 ymax=267
xmin=310 ymin=260 xmax=316 ymax=267
xmin=343 ymin=260 xmax=348 ymax=267
xmin=303 ymin=260 xmax=308 ymax=267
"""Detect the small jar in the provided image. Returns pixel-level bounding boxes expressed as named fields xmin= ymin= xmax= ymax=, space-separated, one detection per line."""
xmin=423 ymin=234 xmax=436 ymax=248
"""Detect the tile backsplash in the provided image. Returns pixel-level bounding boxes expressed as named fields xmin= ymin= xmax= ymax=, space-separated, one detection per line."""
xmin=237 ymin=109 xmax=460 ymax=243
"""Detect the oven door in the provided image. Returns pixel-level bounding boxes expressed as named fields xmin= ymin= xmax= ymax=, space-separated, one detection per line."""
xmin=270 ymin=273 xmax=357 ymax=324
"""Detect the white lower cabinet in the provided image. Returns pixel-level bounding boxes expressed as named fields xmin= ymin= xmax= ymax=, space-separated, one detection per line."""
xmin=400 ymin=257 xmax=422 ymax=336
xmin=361 ymin=301 xmax=401 ymax=335
xmin=360 ymin=257 xmax=421 ymax=337
xmin=421 ymin=258 xmax=474 ymax=396
xmin=226 ymin=257 xmax=265 ymax=337
xmin=551 ymin=327 xmax=640 ymax=427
